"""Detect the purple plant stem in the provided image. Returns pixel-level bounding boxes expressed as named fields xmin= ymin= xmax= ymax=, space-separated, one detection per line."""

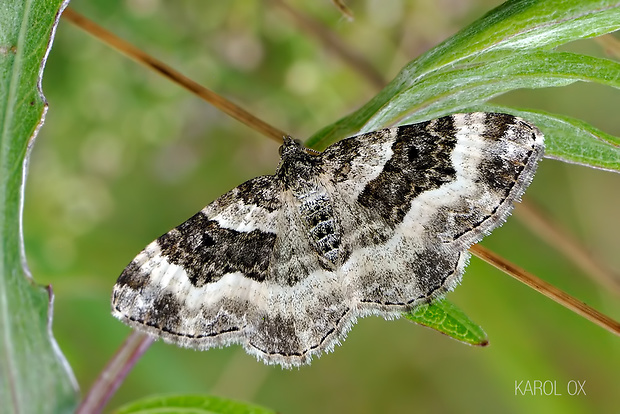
xmin=76 ymin=331 xmax=154 ymax=414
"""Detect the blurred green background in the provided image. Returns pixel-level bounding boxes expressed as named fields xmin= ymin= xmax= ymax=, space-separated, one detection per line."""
xmin=24 ymin=0 xmax=619 ymax=412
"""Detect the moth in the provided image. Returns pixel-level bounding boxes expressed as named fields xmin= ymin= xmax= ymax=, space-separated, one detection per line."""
xmin=112 ymin=112 xmax=544 ymax=367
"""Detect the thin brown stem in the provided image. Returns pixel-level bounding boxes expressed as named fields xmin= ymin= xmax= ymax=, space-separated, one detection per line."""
xmin=76 ymin=331 xmax=154 ymax=414
xmin=515 ymin=201 xmax=620 ymax=297
xmin=331 ymin=0 xmax=355 ymax=21
xmin=61 ymin=7 xmax=288 ymax=143
xmin=470 ymin=244 xmax=620 ymax=337
xmin=271 ymin=0 xmax=386 ymax=90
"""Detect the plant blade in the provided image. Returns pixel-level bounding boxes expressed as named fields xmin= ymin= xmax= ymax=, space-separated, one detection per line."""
xmin=306 ymin=0 xmax=620 ymax=150
xmin=113 ymin=395 xmax=277 ymax=414
xmin=404 ymin=300 xmax=489 ymax=347
xmin=0 ymin=1 xmax=78 ymax=413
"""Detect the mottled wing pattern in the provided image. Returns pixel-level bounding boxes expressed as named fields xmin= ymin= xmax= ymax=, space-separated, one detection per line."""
xmin=112 ymin=175 xmax=294 ymax=358
xmin=112 ymin=112 xmax=544 ymax=367
xmin=320 ymin=113 xmax=544 ymax=310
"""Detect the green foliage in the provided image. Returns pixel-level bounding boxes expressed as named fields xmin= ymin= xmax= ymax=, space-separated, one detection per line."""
xmin=307 ymin=0 xmax=620 ymax=174
xmin=404 ymin=300 xmax=489 ymax=346
xmin=0 ymin=0 xmax=78 ymax=413
xmin=114 ymin=395 xmax=276 ymax=414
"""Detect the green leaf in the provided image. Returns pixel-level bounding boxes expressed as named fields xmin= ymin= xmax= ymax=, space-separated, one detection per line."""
xmin=404 ymin=300 xmax=489 ymax=347
xmin=0 ymin=1 xmax=78 ymax=413
xmin=113 ymin=395 xmax=277 ymax=414
xmin=387 ymin=51 xmax=620 ymax=129
xmin=306 ymin=0 xmax=620 ymax=153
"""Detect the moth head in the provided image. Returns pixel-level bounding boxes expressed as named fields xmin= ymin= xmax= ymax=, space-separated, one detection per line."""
xmin=275 ymin=136 xmax=319 ymax=185
xmin=278 ymin=136 xmax=305 ymax=157
xmin=279 ymin=136 xmax=321 ymax=157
